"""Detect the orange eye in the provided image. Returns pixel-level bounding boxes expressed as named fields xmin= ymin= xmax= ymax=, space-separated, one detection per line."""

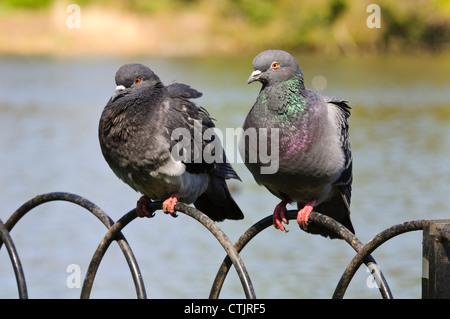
xmin=271 ymin=62 xmax=280 ymax=69
xmin=134 ymin=77 xmax=141 ymax=84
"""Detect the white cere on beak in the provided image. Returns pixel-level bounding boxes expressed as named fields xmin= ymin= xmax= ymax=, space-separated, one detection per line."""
xmin=115 ymin=85 xmax=126 ymax=92
xmin=247 ymin=70 xmax=262 ymax=84
xmin=111 ymin=85 xmax=126 ymax=101
xmin=251 ymin=70 xmax=262 ymax=77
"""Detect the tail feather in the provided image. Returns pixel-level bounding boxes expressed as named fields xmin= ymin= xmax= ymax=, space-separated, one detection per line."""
xmin=299 ymin=191 xmax=354 ymax=239
xmin=194 ymin=177 xmax=243 ymax=221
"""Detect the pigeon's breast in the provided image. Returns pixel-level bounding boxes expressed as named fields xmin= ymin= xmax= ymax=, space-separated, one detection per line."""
xmin=255 ymin=169 xmax=337 ymax=205
xmin=111 ymin=151 xmax=210 ymax=204
xmin=246 ymin=116 xmax=345 ymax=205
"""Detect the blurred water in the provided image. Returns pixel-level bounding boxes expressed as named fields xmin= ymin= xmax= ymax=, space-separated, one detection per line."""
xmin=0 ymin=53 xmax=449 ymax=299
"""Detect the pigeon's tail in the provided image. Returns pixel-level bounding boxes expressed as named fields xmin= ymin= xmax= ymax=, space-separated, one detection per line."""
xmin=194 ymin=177 xmax=244 ymax=222
xmin=299 ymin=192 xmax=354 ymax=239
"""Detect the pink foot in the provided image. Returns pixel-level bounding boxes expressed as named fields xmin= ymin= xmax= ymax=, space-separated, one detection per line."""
xmin=136 ymin=196 xmax=153 ymax=218
xmin=162 ymin=194 xmax=180 ymax=217
xmin=297 ymin=200 xmax=317 ymax=230
xmin=273 ymin=198 xmax=290 ymax=232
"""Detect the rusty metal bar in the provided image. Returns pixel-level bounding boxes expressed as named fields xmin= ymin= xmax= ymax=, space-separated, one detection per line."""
xmin=81 ymin=208 xmax=139 ymax=298
xmin=332 ymin=219 xmax=425 ymax=299
xmin=175 ymin=202 xmax=256 ymax=299
xmin=4 ymin=192 xmax=446 ymax=299
xmin=0 ymin=219 xmax=27 ymax=298
xmin=422 ymin=219 xmax=450 ymax=298
xmin=210 ymin=210 xmax=392 ymax=299
xmin=209 ymin=214 xmax=271 ymax=299
xmin=310 ymin=211 xmax=392 ymax=299
xmin=1 ymin=192 xmax=146 ymax=299
xmin=81 ymin=201 xmax=256 ymax=299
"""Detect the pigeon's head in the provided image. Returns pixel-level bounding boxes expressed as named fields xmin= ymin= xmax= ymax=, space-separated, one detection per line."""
xmin=247 ymin=50 xmax=303 ymax=86
xmin=111 ymin=64 xmax=161 ymax=101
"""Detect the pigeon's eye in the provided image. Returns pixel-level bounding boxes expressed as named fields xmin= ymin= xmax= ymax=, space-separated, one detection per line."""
xmin=271 ymin=62 xmax=280 ymax=69
xmin=134 ymin=77 xmax=141 ymax=84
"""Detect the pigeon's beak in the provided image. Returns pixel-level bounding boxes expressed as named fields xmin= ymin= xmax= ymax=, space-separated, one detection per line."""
xmin=247 ymin=70 xmax=262 ymax=84
xmin=111 ymin=85 xmax=126 ymax=102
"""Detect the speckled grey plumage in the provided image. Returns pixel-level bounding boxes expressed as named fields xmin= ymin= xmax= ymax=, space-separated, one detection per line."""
xmin=241 ymin=50 xmax=353 ymax=237
xmin=99 ymin=63 xmax=243 ymax=221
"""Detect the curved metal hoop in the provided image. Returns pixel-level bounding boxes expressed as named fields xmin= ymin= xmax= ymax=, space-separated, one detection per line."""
xmin=175 ymin=202 xmax=256 ymax=298
xmin=332 ymin=219 xmax=425 ymax=298
xmin=81 ymin=201 xmax=256 ymax=299
xmin=0 ymin=192 xmax=146 ymax=299
xmin=1 ymin=193 xmax=255 ymax=299
xmin=0 ymin=192 xmax=432 ymax=299
xmin=210 ymin=210 xmax=393 ymax=299
xmin=0 ymin=219 xmax=27 ymax=298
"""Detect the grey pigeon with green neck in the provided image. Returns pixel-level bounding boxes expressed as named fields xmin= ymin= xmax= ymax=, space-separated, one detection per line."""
xmin=99 ymin=63 xmax=243 ymax=222
xmin=241 ymin=50 xmax=354 ymax=238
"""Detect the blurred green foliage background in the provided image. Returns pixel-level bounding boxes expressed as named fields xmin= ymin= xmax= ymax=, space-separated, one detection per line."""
xmin=1 ymin=0 xmax=449 ymax=56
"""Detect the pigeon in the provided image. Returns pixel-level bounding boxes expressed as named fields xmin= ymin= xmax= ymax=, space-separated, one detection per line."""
xmin=99 ymin=63 xmax=244 ymax=222
xmin=241 ymin=50 xmax=354 ymax=238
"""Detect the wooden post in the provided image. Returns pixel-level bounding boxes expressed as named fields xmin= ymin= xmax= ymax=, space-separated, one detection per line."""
xmin=422 ymin=220 xmax=450 ymax=298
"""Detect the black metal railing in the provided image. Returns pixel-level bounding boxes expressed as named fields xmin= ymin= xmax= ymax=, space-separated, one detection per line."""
xmin=0 ymin=192 xmax=447 ymax=299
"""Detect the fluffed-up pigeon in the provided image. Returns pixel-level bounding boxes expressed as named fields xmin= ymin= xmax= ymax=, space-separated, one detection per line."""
xmin=99 ymin=63 xmax=243 ymax=221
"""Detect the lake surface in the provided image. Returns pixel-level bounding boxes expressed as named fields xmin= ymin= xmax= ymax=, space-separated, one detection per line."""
xmin=0 ymin=53 xmax=449 ymax=299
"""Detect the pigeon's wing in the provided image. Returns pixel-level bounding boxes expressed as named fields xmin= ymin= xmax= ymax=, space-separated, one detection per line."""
xmin=302 ymin=96 xmax=354 ymax=237
xmin=325 ymin=96 xmax=352 ymax=203
xmin=167 ymin=83 xmax=203 ymax=99
xmin=164 ymin=92 xmax=240 ymax=180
